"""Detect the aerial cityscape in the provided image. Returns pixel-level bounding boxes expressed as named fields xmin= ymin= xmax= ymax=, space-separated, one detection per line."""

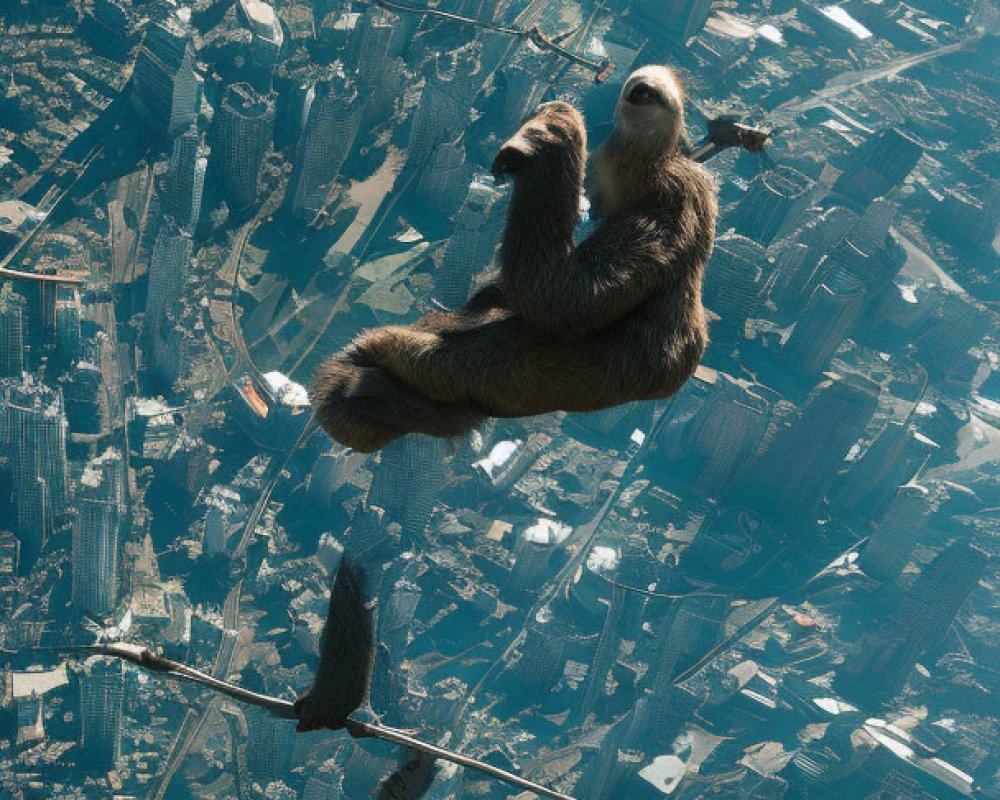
xmin=1 ymin=0 xmax=999 ymax=799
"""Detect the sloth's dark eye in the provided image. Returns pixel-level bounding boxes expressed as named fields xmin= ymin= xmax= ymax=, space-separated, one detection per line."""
xmin=627 ymin=82 xmax=663 ymax=106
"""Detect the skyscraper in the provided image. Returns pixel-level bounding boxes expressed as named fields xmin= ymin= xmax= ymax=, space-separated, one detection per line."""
xmin=407 ymin=73 xmax=466 ymax=172
xmin=434 ymin=175 xmax=503 ymax=307
xmin=72 ymin=448 xmax=124 ymax=619
xmin=63 ymin=360 xmax=105 ymax=435
xmin=78 ymin=657 xmax=124 ymax=770
xmin=245 ymin=706 xmax=296 ymax=784
xmin=368 ymin=436 xmax=448 ymax=546
xmin=145 ymin=218 xmax=192 ymax=329
xmin=834 ymin=421 xmax=936 ymax=517
xmin=414 ymin=136 xmax=471 ymax=217
xmin=682 ymin=373 xmax=778 ymax=498
xmin=162 ymin=124 xmax=209 ymax=233
xmin=916 ymin=293 xmax=993 ymax=384
xmin=578 ymin=538 xmax=659 ymax=719
xmin=838 ymin=541 xmax=987 ymax=704
xmin=782 ymin=266 xmax=866 ymax=375
xmin=833 ymin=127 xmax=924 ymax=208
xmin=512 ymin=622 xmax=569 ymax=690
xmin=744 ymin=373 xmax=879 ymax=525
xmin=772 ymin=206 xmax=859 ymax=313
xmin=505 ymin=519 xmax=571 ymax=598
xmin=129 ymin=10 xmax=202 ymax=139
xmin=302 ymin=776 xmax=342 ymax=800
xmin=347 ymin=7 xmax=398 ymax=84
xmin=632 ymin=0 xmax=713 ymax=40
xmin=212 ymin=83 xmax=274 ymax=210
xmin=702 ymin=234 xmax=770 ymax=343
xmin=857 ymin=483 xmax=931 ymax=584
xmin=288 ymin=71 xmax=363 ymax=220
xmin=0 ymin=374 xmax=68 ymax=553
xmin=0 ymin=282 xmax=26 ymax=378
xmin=733 ymin=166 xmax=813 ymax=246
xmin=649 ymin=595 xmax=728 ymax=698
xmin=236 ymin=0 xmax=284 ymax=74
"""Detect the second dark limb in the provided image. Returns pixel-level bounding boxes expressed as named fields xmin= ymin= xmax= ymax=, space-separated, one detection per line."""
xmin=376 ymin=748 xmax=438 ymax=800
xmin=294 ymin=558 xmax=374 ymax=732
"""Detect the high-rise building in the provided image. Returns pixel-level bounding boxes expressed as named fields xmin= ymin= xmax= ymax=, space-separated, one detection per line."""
xmin=236 ymin=0 xmax=284 ymax=73
xmin=512 ymin=622 xmax=569 ymax=690
xmin=302 ymin=776 xmax=342 ymax=800
xmin=245 ymin=705 xmax=296 ymax=784
xmin=367 ymin=436 xmax=448 ymax=546
xmin=833 ymin=127 xmax=924 ymax=208
xmin=54 ymin=288 xmax=82 ymax=364
xmin=26 ymin=267 xmax=59 ymax=356
xmin=129 ymin=10 xmax=202 ymax=139
xmin=0 ymin=374 xmax=68 ymax=553
xmin=499 ymin=62 xmax=544 ymax=133
xmin=73 ymin=448 xmax=124 ymax=618
xmin=857 ymin=484 xmax=932 ymax=584
xmin=505 ymin=519 xmax=571 ymax=598
xmin=834 ymin=421 xmax=936 ymax=517
xmin=0 ymin=282 xmax=26 ymax=377
xmin=162 ymin=124 xmax=209 ymax=233
xmin=928 ymin=185 xmax=1000 ymax=253
xmin=649 ymin=595 xmax=728 ymax=697
xmin=578 ymin=538 xmax=659 ymax=719
xmin=682 ymin=373 xmax=778 ymax=498
xmin=849 ymin=197 xmax=896 ymax=254
xmin=212 ymin=83 xmax=274 ymax=210
xmin=78 ymin=657 xmax=124 ymax=770
xmin=414 ymin=136 xmax=471 ymax=217
xmin=62 ymin=360 xmax=105 ymax=435
xmin=145 ymin=218 xmax=192 ymax=329
xmin=733 ymin=166 xmax=813 ymax=246
xmin=347 ymin=8 xmax=397 ymax=84
xmin=407 ymin=75 xmax=466 ymax=171
xmin=702 ymin=234 xmax=770 ymax=342
xmin=632 ymin=0 xmax=713 ymax=40
xmin=772 ymin=206 xmax=859 ymax=312
xmin=838 ymin=541 xmax=987 ymax=704
xmin=744 ymin=373 xmax=879 ymax=525
xmin=916 ymin=293 xmax=992 ymax=384
xmin=434 ymin=175 xmax=503 ymax=307
xmin=287 ymin=70 xmax=362 ymax=220
xmin=782 ymin=266 xmax=866 ymax=375
xmin=377 ymin=574 xmax=421 ymax=660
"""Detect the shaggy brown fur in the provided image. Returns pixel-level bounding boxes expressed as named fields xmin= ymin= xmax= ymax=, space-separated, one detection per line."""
xmin=293 ymin=558 xmax=373 ymax=731
xmin=310 ymin=69 xmax=717 ymax=452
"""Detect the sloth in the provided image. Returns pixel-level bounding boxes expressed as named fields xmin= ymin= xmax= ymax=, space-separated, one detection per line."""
xmin=310 ymin=65 xmax=718 ymax=452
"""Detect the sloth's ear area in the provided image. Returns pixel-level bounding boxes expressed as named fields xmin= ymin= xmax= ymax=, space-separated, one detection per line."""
xmin=492 ymin=133 xmax=537 ymax=177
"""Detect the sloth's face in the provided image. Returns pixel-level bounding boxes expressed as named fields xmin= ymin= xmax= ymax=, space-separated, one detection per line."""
xmin=617 ymin=66 xmax=685 ymax=150
xmin=492 ymin=101 xmax=586 ymax=178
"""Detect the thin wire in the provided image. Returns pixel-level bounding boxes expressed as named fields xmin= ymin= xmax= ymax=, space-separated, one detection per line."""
xmin=371 ymin=0 xmax=608 ymax=75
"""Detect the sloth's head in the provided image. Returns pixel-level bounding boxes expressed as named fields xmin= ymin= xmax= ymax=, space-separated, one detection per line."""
xmin=615 ymin=65 xmax=685 ymax=152
xmin=491 ymin=100 xmax=586 ymax=179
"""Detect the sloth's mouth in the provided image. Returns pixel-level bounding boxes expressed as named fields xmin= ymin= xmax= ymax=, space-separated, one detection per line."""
xmin=626 ymin=82 xmax=665 ymax=106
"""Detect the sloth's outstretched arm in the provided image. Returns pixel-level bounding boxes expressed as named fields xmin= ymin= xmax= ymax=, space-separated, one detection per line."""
xmin=513 ymin=211 xmax=674 ymax=340
xmin=501 ymin=179 xmax=713 ymax=340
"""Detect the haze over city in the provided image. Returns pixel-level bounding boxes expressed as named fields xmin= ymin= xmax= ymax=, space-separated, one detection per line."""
xmin=1 ymin=1 xmax=1000 ymax=800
